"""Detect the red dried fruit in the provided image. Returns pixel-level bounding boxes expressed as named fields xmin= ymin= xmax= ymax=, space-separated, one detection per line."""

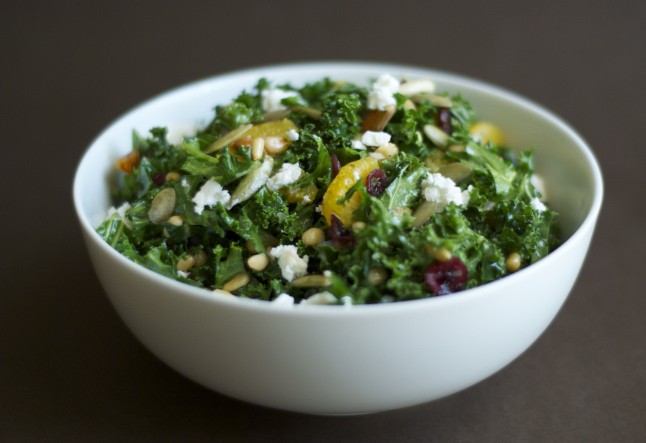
xmin=366 ymin=169 xmax=388 ymax=197
xmin=424 ymin=257 xmax=468 ymax=295
xmin=329 ymin=213 xmax=354 ymax=249
xmin=436 ymin=107 xmax=452 ymax=134
xmin=151 ymin=172 xmax=166 ymax=187
xmin=331 ymin=154 xmax=341 ymax=179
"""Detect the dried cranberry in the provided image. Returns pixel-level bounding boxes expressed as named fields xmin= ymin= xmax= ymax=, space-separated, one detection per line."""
xmin=151 ymin=172 xmax=166 ymax=187
xmin=331 ymin=154 xmax=341 ymax=179
xmin=424 ymin=258 xmax=468 ymax=295
xmin=366 ymin=169 xmax=388 ymax=197
xmin=436 ymin=107 xmax=452 ymax=134
xmin=329 ymin=214 xmax=354 ymax=249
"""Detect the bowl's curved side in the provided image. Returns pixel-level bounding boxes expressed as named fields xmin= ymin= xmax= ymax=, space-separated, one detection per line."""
xmin=80 ymin=214 xmax=595 ymax=414
xmin=74 ymin=62 xmax=603 ymax=414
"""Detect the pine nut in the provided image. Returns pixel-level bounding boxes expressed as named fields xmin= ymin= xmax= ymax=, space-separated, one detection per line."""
xmin=374 ymin=143 xmax=399 ymax=159
xmin=506 ymin=252 xmax=521 ymax=272
xmin=167 ymin=215 xmax=183 ymax=226
xmin=213 ymin=289 xmax=233 ymax=296
xmin=194 ymin=250 xmax=207 ymax=268
xmin=223 ymin=273 xmax=250 ymax=292
xmin=166 ymin=171 xmax=181 ymax=182
xmin=426 ymin=244 xmax=452 ymax=262
xmin=302 ymin=228 xmax=325 ymax=246
xmin=246 ymin=241 xmax=256 ymax=253
xmin=162 ymin=228 xmax=171 ymax=238
xmin=352 ymin=221 xmax=366 ymax=231
xmin=176 ymin=255 xmax=196 ymax=271
xmin=265 ymin=246 xmax=274 ymax=255
xmin=368 ymin=267 xmax=388 ymax=286
xmin=251 ymin=137 xmax=265 ymax=160
xmin=398 ymin=79 xmax=436 ymax=96
xmin=247 ymin=254 xmax=269 ymax=271
xmin=264 ymin=136 xmax=289 ymax=156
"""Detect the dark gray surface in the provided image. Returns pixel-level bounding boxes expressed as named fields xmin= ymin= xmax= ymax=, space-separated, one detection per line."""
xmin=2 ymin=1 xmax=644 ymax=441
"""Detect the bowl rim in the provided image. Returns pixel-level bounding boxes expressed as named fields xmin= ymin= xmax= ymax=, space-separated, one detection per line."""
xmin=73 ymin=61 xmax=604 ymax=316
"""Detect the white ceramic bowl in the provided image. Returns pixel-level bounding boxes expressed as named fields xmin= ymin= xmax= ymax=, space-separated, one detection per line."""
xmin=73 ymin=62 xmax=603 ymax=415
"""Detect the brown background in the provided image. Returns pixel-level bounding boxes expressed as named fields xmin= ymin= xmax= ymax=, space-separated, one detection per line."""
xmin=2 ymin=1 xmax=645 ymax=441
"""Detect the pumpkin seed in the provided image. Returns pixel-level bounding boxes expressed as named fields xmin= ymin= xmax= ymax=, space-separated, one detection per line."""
xmin=410 ymin=94 xmax=453 ymax=108
xmin=261 ymin=109 xmax=291 ymax=122
xmin=423 ymin=124 xmax=450 ymax=149
xmin=290 ymin=275 xmax=332 ymax=288
xmin=411 ymin=201 xmax=439 ymax=228
xmin=438 ymin=163 xmax=472 ymax=184
xmin=148 ymin=188 xmax=176 ymax=224
xmin=227 ymin=155 xmax=274 ymax=209
xmin=204 ymin=124 xmax=253 ymax=154
xmin=291 ymin=106 xmax=322 ymax=120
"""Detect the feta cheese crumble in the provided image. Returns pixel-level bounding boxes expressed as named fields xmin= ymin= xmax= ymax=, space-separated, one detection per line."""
xmin=421 ymin=172 xmax=470 ymax=212
xmin=530 ymin=174 xmax=547 ymax=200
xmin=106 ymin=202 xmax=133 ymax=229
xmin=272 ymin=293 xmax=295 ymax=306
xmin=351 ymin=140 xmax=367 ymax=150
xmin=285 ymin=129 xmax=299 ymax=141
xmin=266 ymin=163 xmax=302 ymax=192
xmin=270 ymin=245 xmax=309 ymax=282
xmin=362 ymin=131 xmax=391 ymax=147
xmin=367 ymin=74 xmax=400 ymax=110
xmin=301 ymin=291 xmax=337 ymax=305
xmin=530 ymin=197 xmax=547 ymax=212
xmin=192 ymin=178 xmax=231 ymax=215
xmin=260 ymin=88 xmax=300 ymax=112
xmin=177 ymin=270 xmax=190 ymax=279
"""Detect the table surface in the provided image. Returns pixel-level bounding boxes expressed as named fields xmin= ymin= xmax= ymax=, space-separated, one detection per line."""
xmin=2 ymin=1 xmax=645 ymax=441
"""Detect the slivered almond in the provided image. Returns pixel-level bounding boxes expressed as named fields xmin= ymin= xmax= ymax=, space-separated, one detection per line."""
xmin=205 ymin=124 xmax=253 ymax=154
xmin=361 ymin=104 xmax=396 ymax=132
xmin=398 ymin=79 xmax=436 ymax=96
xmin=410 ymin=94 xmax=453 ymax=108
xmin=423 ymin=124 xmax=450 ymax=149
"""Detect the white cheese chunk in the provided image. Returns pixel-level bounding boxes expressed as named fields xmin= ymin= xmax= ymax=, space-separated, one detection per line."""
xmin=177 ymin=270 xmax=190 ymax=279
xmin=272 ymin=293 xmax=295 ymax=306
xmin=285 ymin=129 xmax=299 ymax=141
xmin=192 ymin=178 xmax=231 ymax=215
xmin=351 ymin=140 xmax=367 ymax=150
xmin=367 ymin=74 xmax=400 ymax=110
xmin=270 ymin=245 xmax=309 ymax=282
xmin=106 ymin=202 xmax=133 ymax=229
xmin=530 ymin=197 xmax=547 ymax=212
xmin=266 ymin=163 xmax=302 ymax=192
xmin=362 ymin=131 xmax=391 ymax=147
xmin=421 ymin=172 xmax=470 ymax=212
xmin=301 ymin=291 xmax=337 ymax=305
xmin=260 ymin=88 xmax=300 ymax=112
xmin=530 ymin=174 xmax=547 ymax=200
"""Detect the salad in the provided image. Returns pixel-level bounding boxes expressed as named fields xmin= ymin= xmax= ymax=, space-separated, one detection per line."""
xmin=97 ymin=74 xmax=559 ymax=305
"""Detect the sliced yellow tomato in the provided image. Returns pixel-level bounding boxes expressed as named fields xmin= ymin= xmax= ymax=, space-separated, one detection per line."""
xmin=246 ymin=119 xmax=298 ymax=138
xmin=469 ymin=122 xmax=505 ymax=146
xmin=321 ymin=157 xmax=380 ymax=226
